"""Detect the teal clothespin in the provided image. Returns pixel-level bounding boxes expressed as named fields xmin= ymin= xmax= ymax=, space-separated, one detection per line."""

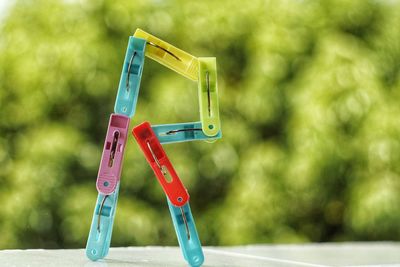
xmin=86 ymin=183 xmax=120 ymax=261
xmin=152 ymin=121 xmax=221 ymax=144
xmin=167 ymin=199 xmax=204 ymax=267
xmin=114 ymin=36 xmax=146 ymax=117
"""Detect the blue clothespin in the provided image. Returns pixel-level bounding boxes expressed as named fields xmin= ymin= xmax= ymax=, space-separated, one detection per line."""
xmin=114 ymin=36 xmax=146 ymax=117
xmin=167 ymin=199 xmax=204 ymax=267
xmin=86 ymin=183 xmax=120 ymax=261
xmin=152 ymin=121 xmax=221 ymax=144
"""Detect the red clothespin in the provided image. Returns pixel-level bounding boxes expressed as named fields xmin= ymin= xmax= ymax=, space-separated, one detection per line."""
xmin=132 ymin=121 xmax=189 ymax=207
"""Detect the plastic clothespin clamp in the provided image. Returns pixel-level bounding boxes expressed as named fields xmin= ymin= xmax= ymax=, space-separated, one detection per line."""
xmin=86 ymin=114 xmax=130 ymax=260
xmin=167 ymin=199 xmax=204 ymax=267
xmin=96 ymin=114 xmax=130 ymax=195
xmin=132 ymin=121 xmax=189 ymax=207
xmin=198 ymin=57 xmax=220 ymax=137
xmin=114 ymin=36 xmax=146 ymax=117
xmin=134 ymin=28 xmax=199 ymax=81
xmin=86 ymin=184 xmax=120 ymax=261
xmin=151 ymin=121 xmax=221 ymax=144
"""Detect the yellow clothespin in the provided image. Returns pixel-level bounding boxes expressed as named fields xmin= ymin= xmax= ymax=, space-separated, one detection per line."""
xmin=134 ymin=28 xmax=199 ymax=81
xmin=198 ymin=57 xmax=220 ymax=136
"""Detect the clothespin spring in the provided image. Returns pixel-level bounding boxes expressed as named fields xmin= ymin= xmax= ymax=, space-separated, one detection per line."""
xmin=206 ymin=71 xmax=211 ymax=117
xmin=146 ymin=141 xmax=168 ymax=176
xmin=126 ymin=51 xmax=137 ymax=92
xmin=180 ymin=207 xmax=190 ymax=240
xmin=147 ymin=41 xmax=181 ymax=61
xmin=97 ymin=195 xmax=109 ymax=233
xmin=162 ymin=128 xmax=203 ymax=136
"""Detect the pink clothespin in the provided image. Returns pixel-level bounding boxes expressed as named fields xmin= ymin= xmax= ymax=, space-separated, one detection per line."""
xmin=96 ymin=114 xmax=130 ymax=195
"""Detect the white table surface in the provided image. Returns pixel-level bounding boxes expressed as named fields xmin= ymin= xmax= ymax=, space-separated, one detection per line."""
xmin=0 ymin=243 xmax=399 ymax=267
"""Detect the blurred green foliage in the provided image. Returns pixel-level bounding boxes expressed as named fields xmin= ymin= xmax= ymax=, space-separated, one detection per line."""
xmin=0 ymin=0 xmax=400 ymax=249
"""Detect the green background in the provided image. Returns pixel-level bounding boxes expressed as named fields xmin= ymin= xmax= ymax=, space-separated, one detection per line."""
xmin=0 ymin=0 xmax=399 ymax=249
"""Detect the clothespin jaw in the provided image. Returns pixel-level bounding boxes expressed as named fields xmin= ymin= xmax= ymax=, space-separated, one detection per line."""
xmin=133 ymin=28 xmax=199 ymax=81
xmin=86 ymin=184 xmax=120 ymax=261
xmin=96 ymin=114 xmax=130 ymax=195
xmin=198 ymin=57 xmax=221 ymax=137
xmin=167 ymin=199 xmax=204 ymax=267
xmin=114 ymin=36 xmax=146 ymax=117
xmin=152 ymin=121 xmax=221 ymax=144
xmin=132 ymin=121 xmax=189 ymax=207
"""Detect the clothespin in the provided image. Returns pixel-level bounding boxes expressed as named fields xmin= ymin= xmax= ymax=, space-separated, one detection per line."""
xmin=132 ymin=121 xmax=189 ymax=207
xmin=198 ymin=57 xmax=220 ymax=136
xmin=151 ymin=121 xmax=221 ymax=144
xmin=96 ymin=114 xmax=130 ymax=195
xmin=86 ymin=184 xmax=120 ymax=261
xmin=133 ymin=29 xmax=199 ymax=81
xmin=114 ymin=37 xmax=146 ymax=117
xmin=167 ymin=199 xmax=204 ymax=267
